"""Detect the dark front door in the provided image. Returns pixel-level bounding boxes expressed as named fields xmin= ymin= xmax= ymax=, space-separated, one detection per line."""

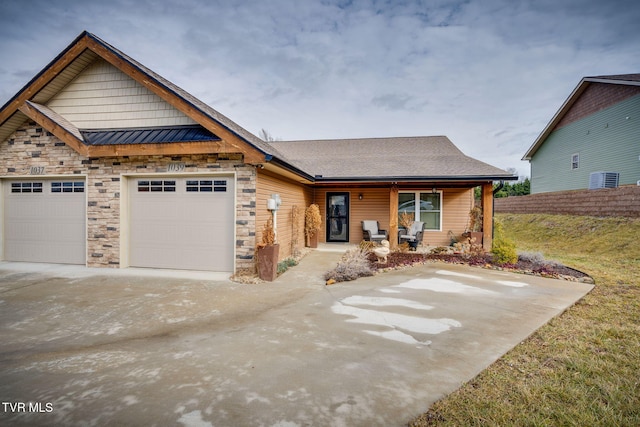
xmin=326 ymin=192 xmax=349 ymax=242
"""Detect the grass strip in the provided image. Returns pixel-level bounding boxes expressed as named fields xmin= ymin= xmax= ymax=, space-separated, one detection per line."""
xmin=410 ymin=213 xmax=640 ymax=426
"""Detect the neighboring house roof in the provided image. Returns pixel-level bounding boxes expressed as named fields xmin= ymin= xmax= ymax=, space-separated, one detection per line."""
xmin=269 ymin=136 xmax=515 ymax=182
xmin=523 ymin=73 xmax=640 ymax=160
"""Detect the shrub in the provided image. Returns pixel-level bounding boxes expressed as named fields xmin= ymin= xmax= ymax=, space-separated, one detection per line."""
xmin=277 ymin=257 xmax=298 ymax=275
xmin=491 ymin=220 xmax=517 ymax=265
xmin=492 ymin=240 xmax=518 ymax=265
xmin=324 ymin=247 xmax=374 ymax=282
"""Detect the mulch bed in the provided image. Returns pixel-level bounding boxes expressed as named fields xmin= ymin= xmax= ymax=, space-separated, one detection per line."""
xmin=367 ymin=252 xmax=594 ymax=283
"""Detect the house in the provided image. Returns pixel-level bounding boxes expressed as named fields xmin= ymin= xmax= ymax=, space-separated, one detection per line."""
xmin=523 ymin=74 xmax=640 ymax=194
xmin=0 ymin=31 xmax=515 ymax=274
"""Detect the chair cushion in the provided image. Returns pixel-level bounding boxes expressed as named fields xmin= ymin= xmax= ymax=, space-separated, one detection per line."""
xmin=407 ymin=221 xmax=423 ymax=236
xmin=362 ymin=221 xmax=379 ymax=234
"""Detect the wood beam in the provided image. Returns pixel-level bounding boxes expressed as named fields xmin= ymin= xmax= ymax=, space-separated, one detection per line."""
xmin=389 ymin=185 xmax=399 ymax=250
xmin=481 ymin=183 xmax=493 ymax=251
xmin=18 ymin=103 xmax=88 ymax=156
xmin=86 ymin=141 xmax=244 ymax=158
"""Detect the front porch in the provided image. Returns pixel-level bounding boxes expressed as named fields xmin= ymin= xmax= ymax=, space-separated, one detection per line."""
xmin=312 ymin=183 xmax=495 ymax=251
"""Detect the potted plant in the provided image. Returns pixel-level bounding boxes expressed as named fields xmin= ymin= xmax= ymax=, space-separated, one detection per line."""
xmin=305 ymin=204 xmax=322 ymax=248
xmin=256 ymin=216 xmax=279 ymax=281
xmin=464 ymin=205 xmax=483 ymax=245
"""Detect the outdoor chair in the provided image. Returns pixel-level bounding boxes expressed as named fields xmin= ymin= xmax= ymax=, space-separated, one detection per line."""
xmin=399 ymin=221 xmax=424 ymax=251
xmin=361 ymin=220 xmax=388 ymax=243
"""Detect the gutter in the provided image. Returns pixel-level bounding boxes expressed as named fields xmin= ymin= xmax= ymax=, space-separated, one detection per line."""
xmin=311 ymin=175 xmax=519 ymax=183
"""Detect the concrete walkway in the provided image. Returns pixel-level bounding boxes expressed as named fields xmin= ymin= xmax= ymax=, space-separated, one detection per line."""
xmin=0 ymin=250 xmax=593 ymax=426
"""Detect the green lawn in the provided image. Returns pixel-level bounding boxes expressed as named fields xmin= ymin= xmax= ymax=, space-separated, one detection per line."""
xmin=410 ymin=213 xmax=640 ymax=426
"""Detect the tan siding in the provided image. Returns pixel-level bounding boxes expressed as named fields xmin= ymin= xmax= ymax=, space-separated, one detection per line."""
xmin=46 ymin=58 xmax=197 ymax=129
xmin=313 ymin=187 xmax=390 ymax=243
xmin=256 ymin=170 xmax=313 ymax=262
xmin=313 ymin=187 xmax=474 ymax=246
xmin=440 ymin=188 xmax=475 ymax=246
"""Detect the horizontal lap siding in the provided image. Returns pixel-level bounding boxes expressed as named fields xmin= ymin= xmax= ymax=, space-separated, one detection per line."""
xmin=313 ymin=187 xmax=474 ymax=246
xmin=440 ymin=188 xmax=474 ymax=246
xmin=314 ymin=188 xmax=390 ymax=243
xmin=256 ymin=170 xmax=312 ymax=261
xmin=46 ymin=58 xmax=197 ymax=128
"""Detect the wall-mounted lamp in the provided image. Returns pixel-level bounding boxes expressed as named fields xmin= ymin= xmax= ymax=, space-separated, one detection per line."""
xmin=432 ymin=187 xmax=437 ymax=194
xmin=358 ymin=193 xmax=363 ymax=200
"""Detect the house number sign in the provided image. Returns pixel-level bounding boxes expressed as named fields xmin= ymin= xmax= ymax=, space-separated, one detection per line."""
xmin=30 ymin=166 xmax=45 ymax=175
xmin=168 ymin=162 xmax=185 ymax=172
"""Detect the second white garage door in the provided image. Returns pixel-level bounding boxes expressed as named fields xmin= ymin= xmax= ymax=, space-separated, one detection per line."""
xmin=128 ymin=176 xmax=234 ymax=272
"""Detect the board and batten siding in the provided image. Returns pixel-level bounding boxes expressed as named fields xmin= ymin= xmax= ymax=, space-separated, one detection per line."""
xmin=531 ymin=94 xmax=640 ymax=194
xmin=45 ymin=58 xmax=197 ymax=129
xmin=313 ymin=187 xmax=474 ymax=247
xmin=256 ymin=170 xmax=313 ymax=262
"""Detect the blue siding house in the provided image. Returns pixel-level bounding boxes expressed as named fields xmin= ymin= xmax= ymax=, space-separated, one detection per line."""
xmin=523 ymin=74 xmax=640 ymax=194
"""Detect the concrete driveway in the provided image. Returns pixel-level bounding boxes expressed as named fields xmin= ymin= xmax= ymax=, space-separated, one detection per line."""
xmin=0 ymin=250 xmax=593 ymax=426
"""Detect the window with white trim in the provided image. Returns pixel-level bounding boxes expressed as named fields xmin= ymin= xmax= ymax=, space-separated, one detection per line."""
xmin=398 ymin=191 xmax=441 ymax=230
xmin=186 ymin=179 xmax=227 ymax=192
xmin=571 ymin=153 xmax=579 ymax=170
xmin=137 ymin=180 xmax=176 ymax=192
xmin=11 ymin=182 xmax=43 ymax=193
xmin=51 ymin=181 xmax=84 ymax=193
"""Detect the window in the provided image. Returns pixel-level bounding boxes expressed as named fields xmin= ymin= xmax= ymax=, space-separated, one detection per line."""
xmin=571 ymin=153 xmax=579 ymax=170
xmin=186 ymin=179 xmax=227 ymax=192
xmin=11 ymin=182 xmax=43 ymax=193
xmin=137 ymin=180 xmax=176 ymax=192
xmin=51 ymin=181 xmax=84 ymax=193
xmin=398 ymin=192 xmax=441 ymax=230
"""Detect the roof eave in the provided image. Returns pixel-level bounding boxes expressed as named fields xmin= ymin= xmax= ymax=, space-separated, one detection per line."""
xmin=523 ymin=75 xmax=640 ymax=161
xmin=312 ymin=175 xmax=518 ymax=183
xmin=522 ymin=78 xmax=590 ymax=160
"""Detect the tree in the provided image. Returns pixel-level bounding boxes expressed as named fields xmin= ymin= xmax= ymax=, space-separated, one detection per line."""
xmin=259 ymin=128 xmax=276 ymax=141
xmin=474 ymin=177 xmax=530 ymax=199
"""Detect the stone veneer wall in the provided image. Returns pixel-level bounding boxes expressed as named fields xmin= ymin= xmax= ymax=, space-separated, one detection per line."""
xmin=1 ymin=122 xmax=257 ymax=271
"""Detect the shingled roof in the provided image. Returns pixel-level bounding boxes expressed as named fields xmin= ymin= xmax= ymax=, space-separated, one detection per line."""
xmin=268 ymin=136 xmax=514 ymax=182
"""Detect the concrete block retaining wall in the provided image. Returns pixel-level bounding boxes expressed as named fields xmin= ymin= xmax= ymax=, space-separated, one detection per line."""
xmin=494 ymin=186 xmax=640 ymax=218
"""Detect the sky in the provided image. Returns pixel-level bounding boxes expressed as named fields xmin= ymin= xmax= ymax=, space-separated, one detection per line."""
xmin=1 ymin=0 xmax=639 ymax=179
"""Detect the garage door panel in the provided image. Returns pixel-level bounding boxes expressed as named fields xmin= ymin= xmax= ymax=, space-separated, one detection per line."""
xmin=129 ymin=176 xmax=234 ymax=272
xmin=3 ymin=179 xmax=86 ymax=264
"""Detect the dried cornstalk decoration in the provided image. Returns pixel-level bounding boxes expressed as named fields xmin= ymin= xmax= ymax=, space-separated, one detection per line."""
xmin=291 ymin=205 xmax=302 ymax=257
xmin=399 ymin=211 xmax=414 ymax=229
xmin=260 ymin=216 xmax=276 ymax=247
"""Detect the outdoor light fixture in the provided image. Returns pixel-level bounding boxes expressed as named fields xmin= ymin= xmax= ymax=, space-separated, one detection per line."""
xmin=359 ymin=193 xmax=363 ymax=200
xmin=432 ymin=187 xmax=437 ymax=194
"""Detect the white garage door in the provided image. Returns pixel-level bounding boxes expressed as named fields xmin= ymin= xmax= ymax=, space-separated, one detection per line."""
xmin=3 ymin=179 xmax=86 ymax=264
xmin=129 ymin=176 xmax=234 ymax=271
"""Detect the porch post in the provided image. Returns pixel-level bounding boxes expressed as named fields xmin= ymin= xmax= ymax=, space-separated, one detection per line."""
xmin=481 ymin=183 xmax=493 ymax=251
xmin=389 ymin=185 xmax=398 ymax=250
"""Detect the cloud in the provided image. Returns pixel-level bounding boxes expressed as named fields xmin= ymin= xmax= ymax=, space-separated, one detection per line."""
xmin=0 ymin=0 xmax=639 ymax=178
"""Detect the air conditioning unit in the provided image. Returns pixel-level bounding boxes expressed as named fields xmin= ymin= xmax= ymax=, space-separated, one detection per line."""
xmin=589 ymin=172 xmax=619 ymax=189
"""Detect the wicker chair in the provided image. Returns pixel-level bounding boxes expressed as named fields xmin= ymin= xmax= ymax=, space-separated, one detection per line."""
xmin=361 ymin=220 xmax=388 ymax=243
xmin=399 ymin=221 xmax=424 ymax=250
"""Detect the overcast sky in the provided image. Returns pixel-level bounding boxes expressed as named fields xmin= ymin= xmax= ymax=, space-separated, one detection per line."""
xmin=1 ymin=0 xmax=639 ymax=178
